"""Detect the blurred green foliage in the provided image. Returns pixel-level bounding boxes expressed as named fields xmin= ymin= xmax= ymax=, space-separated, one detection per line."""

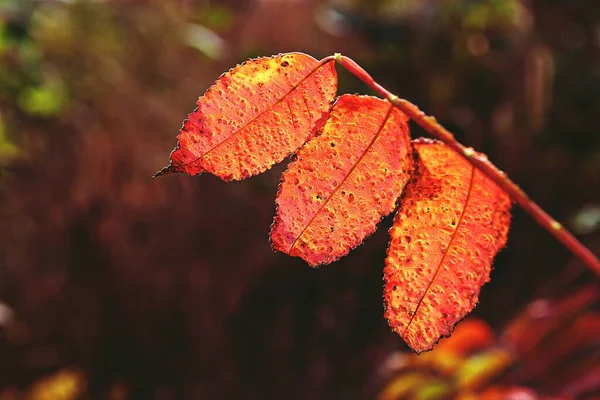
xmin=0 ymin=1 xmax=67 ymax=114
xmin=0 ymin=111 xmax=18 ymax=163
xmin=0 ymin=0 xmax=67 ymax=168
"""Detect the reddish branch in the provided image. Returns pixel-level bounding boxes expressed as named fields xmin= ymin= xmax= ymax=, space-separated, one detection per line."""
xmin=332 ymin=54 xmax=600 ymax=278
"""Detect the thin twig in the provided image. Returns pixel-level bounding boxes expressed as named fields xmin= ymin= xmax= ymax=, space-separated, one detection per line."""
xmin=333 ymin=53 xmax=600 ymax=278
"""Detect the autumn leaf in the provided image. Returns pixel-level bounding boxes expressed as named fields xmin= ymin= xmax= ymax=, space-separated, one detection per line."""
xmin=376 ymin=319 xmax=506 ymax=400
xmin=384 ymin=139 xmax=511 ymax=353
xmin=471 ymin=386 xmax=540 ymax=400
xmin=500 ymin=284 xmax=600 ymax=392
xmin=433 ymin=318 xmax=494 ymax=356
xmin=156 ymin=52 xmax=337 ymax=180
xmin=271 ymin=94 xmax=412 ymax=266
xmin=26 ymin=369 xmax=86 ymax=400
xmin=501 ymin=283 xmax=599 ymax=356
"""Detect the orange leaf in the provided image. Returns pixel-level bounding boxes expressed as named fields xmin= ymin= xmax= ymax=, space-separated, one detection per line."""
xmin=384 ymin=139 xmax=511 ymax=353
xmin=271 ymin=94 xmax=412 ymax=266
xmin=156 ymin=53 xmax=337 ymax=180
xmin=473 ymin=386 xmax=540 ymax=400
xmin=434 ymin=318 xmax=494 ymax=356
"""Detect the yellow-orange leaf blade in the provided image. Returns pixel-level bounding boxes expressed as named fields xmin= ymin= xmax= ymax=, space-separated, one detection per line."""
xmin=157 ymin=53 xmax=337 ymax=180
xmin=384 ymin=139 xmax=511 ymax=353
xmin=271 ymin=94 xmax=412 ymax=266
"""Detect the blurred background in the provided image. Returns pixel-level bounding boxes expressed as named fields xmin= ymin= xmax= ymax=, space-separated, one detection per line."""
xmin=1 ymin=0 xmax=599 ymax=399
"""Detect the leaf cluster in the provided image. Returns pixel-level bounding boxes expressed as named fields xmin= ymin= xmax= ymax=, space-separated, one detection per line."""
xmin=157 ymin=52 xmax=512 ymax=353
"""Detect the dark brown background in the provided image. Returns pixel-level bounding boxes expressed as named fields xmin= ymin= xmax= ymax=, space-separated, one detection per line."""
xmin=1 ymin=0 xmax=599 ymax=398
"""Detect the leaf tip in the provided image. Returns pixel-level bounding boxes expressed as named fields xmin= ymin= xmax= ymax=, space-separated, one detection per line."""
xmin=152 ymin=164 xmax=178 ymax=179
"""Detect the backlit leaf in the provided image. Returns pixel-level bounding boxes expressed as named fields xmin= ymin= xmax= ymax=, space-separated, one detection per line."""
xmin=434 ymin=318 xmax=494 ymax=356
xmin=26 ymin=369 xmax=85 ymax=400
xmin=156 ymin=52 xmax=337 ymax=180
xmin=384 ymin=139 xmax=511 ymax=353
xmin=473 ymin=386 xmax=539 ymax=400
xmin=271 ymin=94 xmax=412 ymax=266
xmin=501 ymin=283 xmax=599 ymax=356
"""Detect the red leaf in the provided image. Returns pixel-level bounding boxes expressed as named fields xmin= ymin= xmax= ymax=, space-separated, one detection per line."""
xmin=384 ymin=139 xmax=511 ymax=353
xmin=501 ymin=283 xmax=599 ymax=357
xmin=271 ymin=94 xmax=412 ymax=266
xmin=477 ymin=386 xmax=541 ymax=400
xmin=433 ymin=318 xmax=494 ymax=356
xmin=528 ymin=313 xmax=600 ymax=391
xmin=156 ymin=53 xmax=337 ymax=180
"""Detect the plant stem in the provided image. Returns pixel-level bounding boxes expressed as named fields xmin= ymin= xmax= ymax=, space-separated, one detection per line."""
xmin=333 ymin=54 xmax=600 ymax=278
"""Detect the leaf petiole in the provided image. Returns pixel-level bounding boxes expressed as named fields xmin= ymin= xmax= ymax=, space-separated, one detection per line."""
xmin=332 ymin=54 xmax=600 ymax=278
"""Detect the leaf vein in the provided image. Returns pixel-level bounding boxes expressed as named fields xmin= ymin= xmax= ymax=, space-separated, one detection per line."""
xmin=401 ymin=164 xmax=476 ymax=337
xmin=179 ymin=58 xmax=334 ymax=169
xmin=288 ymin=103 xmax=395 ymax=253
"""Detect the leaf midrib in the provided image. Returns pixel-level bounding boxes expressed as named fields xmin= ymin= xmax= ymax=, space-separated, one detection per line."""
xmin=401 ymin=164 xmax=476 ymax=338
xmin=288 ymin=102 xmax=395 ymax=254
xmin=178 ymin=58 xmax=335 ymax=169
